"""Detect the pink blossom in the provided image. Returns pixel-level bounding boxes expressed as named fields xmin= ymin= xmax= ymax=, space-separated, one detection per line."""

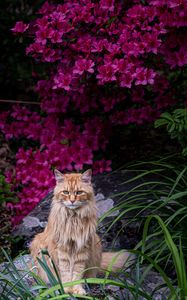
xmin=11 ymin=21 xmax=29 ymax=33
xmin=73 ymin=59 xmax=95 ymax=75
xmin=119 ymin=73 xmax=133 ymax=88
xmin=43 ymin=48 xmax=61 ymax=62
xmin=100 ymin=0 xmax=115 ymax=12
xmin=97 ymin=64 xmax=117 ymax=83
xmin=50 ymin=30 xmax=63 ymax=43
xmin=142 ymin=32 xmax=162 ymax=54
xmin=35 ymin=28 xmax=52 ymax=45
xmin=53 ymin=72 xmax=72 ymax=90
xmin=26 ymin=43 xmax=44 ymax=55
xmin=165 ymin=47 xmax=187 ymax=68
xmin=93 ymin=159 xmax=112 ymax=174
xmin=38 ymin=1 xmax=54 ymax=14
xmin=74 ymin=148 xmax=93 ymax=170
xmin=72 ymin=35 xmax=92 ymax=53
xmin=91 ymin=39 xmax=107 ymax=53
xmin=135 ymin=68 xmax=156 ymax=85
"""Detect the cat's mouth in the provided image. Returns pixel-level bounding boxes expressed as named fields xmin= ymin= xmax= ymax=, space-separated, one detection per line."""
xmin=66 ymin=204 xmax=79 ymax=209
xmin=64 ymin=201 xmax=87 ymax=210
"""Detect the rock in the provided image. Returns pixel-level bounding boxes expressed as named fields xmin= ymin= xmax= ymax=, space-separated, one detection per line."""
xmin=12 ymin=191 xmax=53 ymax=239
xmin=107 ymin=285 xmax=120 ymax=292
xmin=96 ymin=197 xmax=119 ymax=217
xmin=23 ymin=216 xmax=47 ymax=229
xmin=106 ymin=296 xmax=116 ymax=300
xmin=0 ymin=254 xmax=35 ymax=298
xmin=95 ymin=193 xmax=105 ymax=201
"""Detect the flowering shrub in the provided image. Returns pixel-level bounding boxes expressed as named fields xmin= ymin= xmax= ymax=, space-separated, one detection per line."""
xmin=1 ymin=0 xmax=186 ymax=224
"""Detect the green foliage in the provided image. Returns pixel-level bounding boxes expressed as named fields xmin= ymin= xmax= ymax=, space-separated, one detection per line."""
xmin=99 ymin=155 xmax=187 ymax=267
xmin=155 ymin=108 xmax=187 ymax=155
xmin=0 ymin=174 xmax=16 ymax=205
xmin=142 ymin=215 xmax=187 ymax=300
xmin=0 ymin=174 xmax=18 ymax=261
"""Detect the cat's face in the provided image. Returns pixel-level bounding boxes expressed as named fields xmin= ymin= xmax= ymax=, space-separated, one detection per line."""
xmin=54 ymin=169 xmax=93 ymax=210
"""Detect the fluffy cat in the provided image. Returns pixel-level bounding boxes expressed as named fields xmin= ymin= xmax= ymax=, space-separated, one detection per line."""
xmin=30 ymin=169 xmax=132 ymax=295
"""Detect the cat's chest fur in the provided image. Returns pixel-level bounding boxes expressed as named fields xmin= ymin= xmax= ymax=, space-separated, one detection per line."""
xmin=49 ymin=203 xmax=97 ymax=251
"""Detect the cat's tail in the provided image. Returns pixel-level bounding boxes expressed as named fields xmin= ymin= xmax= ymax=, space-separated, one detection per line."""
xmin=101 ymin=251 xmax=135 ymax=272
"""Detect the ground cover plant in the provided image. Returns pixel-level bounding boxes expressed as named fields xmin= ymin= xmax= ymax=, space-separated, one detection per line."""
xmin=0 ymin=0 xmax=186 ymax=225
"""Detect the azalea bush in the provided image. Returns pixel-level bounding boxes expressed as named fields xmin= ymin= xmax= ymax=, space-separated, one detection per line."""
xmin=0 ymin=0 xmax=187 ymax=224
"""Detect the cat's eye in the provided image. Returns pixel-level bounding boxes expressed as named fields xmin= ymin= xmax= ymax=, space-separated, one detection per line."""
xmin=63 ymin=190 xmax=69 ymax=195
xmin=76 ymin=191 xmax=84 ymax=195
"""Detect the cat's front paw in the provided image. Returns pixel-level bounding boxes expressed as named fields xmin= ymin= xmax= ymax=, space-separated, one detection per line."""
xmin=64 ymin=286 xmax=73 ymax=294
xmin=72 ymin=285 xmax=86 ymax=295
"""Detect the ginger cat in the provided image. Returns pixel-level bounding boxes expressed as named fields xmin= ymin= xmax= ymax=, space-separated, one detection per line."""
xmin=30 ymin=169 xmax=132 ymax=295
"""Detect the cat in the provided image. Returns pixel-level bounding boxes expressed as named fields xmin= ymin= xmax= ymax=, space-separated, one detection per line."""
xmin=30 ymin=169 xmax=133 ymax=295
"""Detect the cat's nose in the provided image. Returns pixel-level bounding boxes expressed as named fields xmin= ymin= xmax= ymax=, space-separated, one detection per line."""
xmin=70 ymin=199 xmax=75 ymax=203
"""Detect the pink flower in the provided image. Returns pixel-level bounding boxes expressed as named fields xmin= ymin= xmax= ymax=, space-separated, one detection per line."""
xmin=119 ymin=73 xmax=133 ymax=88
xmin=53 ymin=72 xmax=72 ymax=90
xmin=72 ymin=35 xmax=92 ymax=53
xmin=26 ymin=43 xmax=44 ymax=55
xmin=35 ymin=28 xmax=52 ymax=45
xmin=93 ymin=159 xmax=112 ymax=174
xmin=74 ymin=148 xmax=93 ymax=170
xmin=100 ymin=0 xmax=115 ymax=12
xmin=38 ymin=1 xmax=54 ymax=14
xmin=73 ymin=59 xmax=95 ymax=75
xmin=165 ymin=47 xmax=187 ymax=69
xmin=50 ymin=30 xmax=63 ymax=43
xmin=135 ymin=68 xmax=156 ymax=85
xmin=97 ymin=64 xmax=117 ymax=84
xmin=168 ymin=0 xmax=183 ymax=8
xmin=11 ymin=21 xmax=29 ymax=33
xmin=142 ymin=32 xmax=162 ymax=54
xmin=43 ymin=48 xmax=61 ymax=62
xmin=91 ymin=39 xmax=107 ymax=52
xmin=176 ymin=47 xmax=187 ymax=67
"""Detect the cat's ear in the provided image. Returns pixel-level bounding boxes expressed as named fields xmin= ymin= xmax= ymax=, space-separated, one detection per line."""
xmin=81 ymin=169 xmax=92 ymax=183
xmin=54 ymin=169 xmax=64 ymax=184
